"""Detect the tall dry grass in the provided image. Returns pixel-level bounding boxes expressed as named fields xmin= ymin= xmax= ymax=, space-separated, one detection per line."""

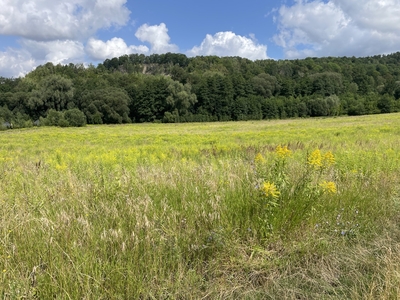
xmin=1 ymin=115 xmax=400 ymax=298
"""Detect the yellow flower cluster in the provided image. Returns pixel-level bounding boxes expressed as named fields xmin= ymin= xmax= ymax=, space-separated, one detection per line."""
xmin=263 ymin=182 xmax=280 ymax=198
xmin=276 ymin=145 xmax=291 ymax=159
xmin=323 ymin=151 xmax=335 ymax=167
xmin=319 ymin=181 xmax=337 ymax=194
xmin=255 ymin=153 xmax=266 ymax=163
xmin=307 ymin=149 xmax=335 ymax=169
xmin=308 ymin=149 xmax=322 ymax=167
xmin=55 ymin=163 xmax=68 ymax=171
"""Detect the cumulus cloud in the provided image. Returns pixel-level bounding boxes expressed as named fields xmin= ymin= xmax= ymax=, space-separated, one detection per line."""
xmin=21 ymin=39 xmax=85 ymax=64
xmin=0 ymin=0 xmax=133 ymax=77
xmin=86 ymin=37 xmax=149 ymax=60
xmin=135 ymin=23 xmax=178 ymax=53
xmin=0 ymin=0 xmax=130 ymax=41
xmin=274 ymin=0 xmax=400 ymax=58
xmin=0 ymin=48 xmax=36 ymax=78
xmin=187 ymin=31 xmax=268 ymax=60
xmin=333 ymin=0 xmax=400 ymax=33
xmin=0 ymin=39 xmax=86 ymax=77
xmin=86 ymin=23 xmax=177 ymax=61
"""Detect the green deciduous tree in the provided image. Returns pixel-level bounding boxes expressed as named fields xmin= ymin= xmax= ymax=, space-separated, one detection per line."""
xmin=251 ymin=73 xmax=280 ymax=98
xmin=166 ymin=79 xmax=197 ymax=117
xmin=377 ymin=94 xmax=395 ymax=113
xmin=28 ymin=74 xmax=74 ymax=118
xmin=64 ymin=108 xmax=87 ymax=127
xmin=80 ymin=87 xmax=131 ymax=124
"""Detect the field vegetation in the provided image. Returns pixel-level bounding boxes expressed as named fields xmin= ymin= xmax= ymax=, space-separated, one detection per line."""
xmin=1 ymin=114 xmax=400 ymax=298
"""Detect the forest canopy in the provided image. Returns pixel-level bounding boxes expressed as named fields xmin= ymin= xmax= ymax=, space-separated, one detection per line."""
xmin=1 ymin=52 xmax=400 ymax=128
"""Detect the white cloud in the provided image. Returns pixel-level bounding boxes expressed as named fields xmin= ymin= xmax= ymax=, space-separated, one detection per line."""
xmin=21 ymin=39 xmax=85 ymax=64
xmin=0 ymin=0 xmax=130 ymax=41
xmin=333 ymin=0 xmax=400 ymax=33
xmin=0 ymin=48 xmax=36 ymax=78
xmin=274 ymin=0 xmax=400 ymax=58
xmin=1 ymin=20 xmax=178 ymax=76
xmin=86 ymin=37 xmax=149 ymax=60
xmin=135 ymin=23 xmax=178 ymax=53
xmin=188 ymin=31 xmax=268 ymax=60
xmin=86 ymin=23 xmax=177 ymax=61
xmin=0 ymin=39 xmax=86 ymax=77
xmin=0 ymin=0 xmax=132 ymax=77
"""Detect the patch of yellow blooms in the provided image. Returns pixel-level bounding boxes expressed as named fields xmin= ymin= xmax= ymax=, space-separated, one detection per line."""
xmin=308 ymin=149 xmax=335 ymax=169
xmin=255 ymin=153 xmax=266 ymax=163
xmin=275 ymin=145 xmax=292 ymax=159
xmin=262 ymin=182 xmax=280 ymax=198
xmin=319 ymin=181 xmax=337 ymax=194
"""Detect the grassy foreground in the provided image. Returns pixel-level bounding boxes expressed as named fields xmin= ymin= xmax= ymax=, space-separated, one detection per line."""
xmin=1 ymin=115 xmax=400 ymax=299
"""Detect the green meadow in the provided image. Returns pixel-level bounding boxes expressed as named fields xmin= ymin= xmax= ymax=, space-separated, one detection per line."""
xmin=1 ymin=114 xmax=400 ymax=299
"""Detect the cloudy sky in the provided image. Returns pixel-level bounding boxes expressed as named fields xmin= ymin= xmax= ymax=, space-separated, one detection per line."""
xmin=1 ymin=0 xmax=400 ymax=77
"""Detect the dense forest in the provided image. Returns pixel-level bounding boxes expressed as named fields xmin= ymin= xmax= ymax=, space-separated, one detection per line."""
xmin=1 ymin=52 xmax=400 ymax=128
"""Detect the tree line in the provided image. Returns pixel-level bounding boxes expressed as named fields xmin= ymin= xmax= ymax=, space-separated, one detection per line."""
xmin=1 ymin=52 xmax=400 ymax=128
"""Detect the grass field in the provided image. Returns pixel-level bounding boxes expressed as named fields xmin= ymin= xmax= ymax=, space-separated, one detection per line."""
xmin=1 ymin=114 xmax=400 ymax=299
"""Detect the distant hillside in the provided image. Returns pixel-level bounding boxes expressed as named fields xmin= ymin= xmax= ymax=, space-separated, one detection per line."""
xmin=1 ymin=52 xmax=400 ymax=127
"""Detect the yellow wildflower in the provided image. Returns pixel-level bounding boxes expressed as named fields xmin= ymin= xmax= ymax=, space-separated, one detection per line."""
xmin=255 ymin=153 xmax=266 ymax=163
xmin=308 ymin=149 xmax=335 ymax=169
xmin=262 ymin=182 xmax=280 ymax=198
xmin=320 ymin=181 xmax=337 ymax=194
xmin=308 ymin=149 xmax=323 ymax=168
xmin=55 ymin=163 xmax=68 ymax=171
xmin=276 ymin=145 xmax=291 ymax=159
xmin=322 ymin=151 xmax=335 ymax=167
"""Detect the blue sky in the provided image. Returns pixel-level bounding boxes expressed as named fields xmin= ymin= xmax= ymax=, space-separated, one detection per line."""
xmin=1 ymin=0 xmax=400 ymax=77
xmin=125 ymin=0 xmax=278 ymax=54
